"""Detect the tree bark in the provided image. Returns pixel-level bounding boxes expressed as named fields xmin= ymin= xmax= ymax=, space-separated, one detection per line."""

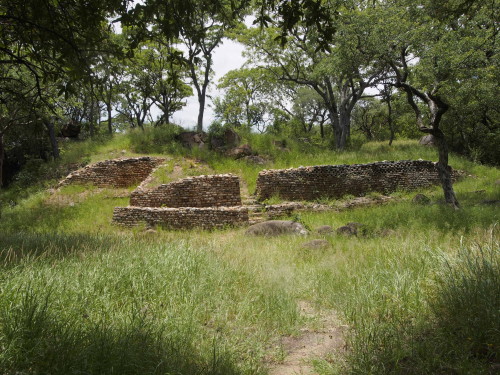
xmin=89 ymin=97 xmax=95 ymax=138
xmin=433 ymin=128 xmax=459 ymax=208
xmin=44 ymin=120 xmax=60 ymax=159
xmin=0 ymin=133 xmax=4 ymax=188
xmin=197 ymin=94 xmax=205 ymax=133
xmin=107 ymin=103 xmax=113 ymax=134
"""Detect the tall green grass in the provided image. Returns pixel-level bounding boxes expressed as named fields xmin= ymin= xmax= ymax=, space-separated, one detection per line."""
xmin=0 ymin=234 xmax=300 ymax=375
xmin=1 ymin=129 xmax=499 ymax=374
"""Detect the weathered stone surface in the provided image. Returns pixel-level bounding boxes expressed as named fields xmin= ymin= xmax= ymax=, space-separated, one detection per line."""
xmin=210 ymin=128 xmax=241 ymax=150
xmin=244 ymin=155 xmax=267 ymax=165
xmin=256 ymin=160 xmax=460 ymax=202
xmin=245 ymin=220 xmax=308 ymax=236
xmin=130 ymin=174 xmax=241 ymax=208
xmin=317 ymin=225 xmax=334 ymax=234
xmin=113 ymin=206 xmax=249 ymax=229
xmin=419 ymin=134 xmax=437 ymax=147
xmin=413 ymin=193 xmax=431 ymax=205
xmin=301 ymin=239 xmax=330 ymax=249
xmin=336 ymin=222 xmax=365 ymax=237
xmin=226 ymin=144 xmax=253 ymax=159
xmin=58 ymin=157 xmax=165 ymax=188
xmin=177 ymin=132 xmax=208 ymax=149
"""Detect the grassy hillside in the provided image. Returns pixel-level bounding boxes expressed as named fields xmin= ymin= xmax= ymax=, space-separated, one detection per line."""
xmin=0 ymin=131 xmax=498 ymax=374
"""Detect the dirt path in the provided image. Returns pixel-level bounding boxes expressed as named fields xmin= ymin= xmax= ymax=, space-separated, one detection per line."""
xmin=267 ymin=301 xmax=347 ymax=375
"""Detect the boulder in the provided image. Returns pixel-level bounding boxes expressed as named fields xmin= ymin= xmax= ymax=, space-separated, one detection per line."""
xmin=177 ymin=132 xmax=208 ymax=149
xmin=60 ymin=122 xmax=81 ymax=138
xmin=301 ymin=239 xmax=330 ymax=249
xmin=413 ymin=193 xmax=431 ymax=205
xmin=245 ymin=220 xmax=309 ymax=236
xmin=336 ymin=222 xmax=365 ymax=237
xmin=226 ymin=144 xmax=254 ymax=159
xmin=243 ymin=155 xmax=267 ymax=165
xmin=419 ymin=134 xmax=436 ymax=147
xmin=317 ymin=225 xmax=334 ymax=234
xmin=210 ymin=128 xmax=241 ymax=150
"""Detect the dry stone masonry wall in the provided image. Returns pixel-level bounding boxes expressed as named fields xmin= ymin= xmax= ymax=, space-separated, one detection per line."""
xmin=113 ymin=206 xmax=249 ymax=229
xmin=256 ymin=160 xmax=458 ymax=201
xmin=113 ymin=174 xmax=247 ymax=229
xmin=58 ymin=157 xmax=166 ymax=188
xmin=130 ymin=174 xmax=241 ymax=208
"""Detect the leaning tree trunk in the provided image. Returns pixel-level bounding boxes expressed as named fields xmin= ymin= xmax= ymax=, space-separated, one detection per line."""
xmin=0 ymin=133 xmax=4 ymax=188
xmin=391 ymin=52 xmax=459 ymax=208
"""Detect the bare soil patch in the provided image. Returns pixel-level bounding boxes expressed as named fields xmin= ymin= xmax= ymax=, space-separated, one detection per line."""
xmin=267 ymin=301 xmax=347 ymax=375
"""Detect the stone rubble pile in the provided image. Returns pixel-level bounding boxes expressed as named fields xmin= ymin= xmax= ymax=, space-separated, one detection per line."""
xmin=256 ymin=160 xmax=458 ymax=201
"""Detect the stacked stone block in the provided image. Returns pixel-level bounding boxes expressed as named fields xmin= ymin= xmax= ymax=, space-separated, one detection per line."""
xmin=113 ymin=174 xmax=248 ymax=229
xmin=113 ymin=206 xmax=249 ymax=229
xmin=58 ymin=157 xmax=166 ymax=188
xmin=130 ymin=174 xmax=241 ymax=207
xmin=256 ymin=160 xmax=457 ymax=201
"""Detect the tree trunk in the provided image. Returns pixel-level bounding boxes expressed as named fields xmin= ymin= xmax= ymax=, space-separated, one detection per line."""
xmin=44 ymin=120 xmax=60 ymax=159
xmin=329 ymin=111 xmax=342 ymax=149
xmin=433 ymin=128 xmax=460 ymax=208
xmin=338 ymin=108 xmax=351 ymax=150
xmin=89 ymin=98 xmax=95 ymax=138
xmin=197 ymin=94 xmax=205 ymax=133
xmin=0 ymin=133 xmax=4 ymax=188
xmin=387 ymin=94 xmax=395 ymax=146
xmin=107 ymin=103 xmax=113 ymax=134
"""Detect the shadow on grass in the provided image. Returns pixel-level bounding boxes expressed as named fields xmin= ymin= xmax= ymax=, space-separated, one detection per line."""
xmin=0 ymin=287 xmax=242 ymax=375
xmin=0 ymin=232 xmax=125 ymax=266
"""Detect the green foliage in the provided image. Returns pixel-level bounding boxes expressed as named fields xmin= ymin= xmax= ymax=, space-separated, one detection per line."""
xmin=127 ymin=125 xmax=184 ymax=154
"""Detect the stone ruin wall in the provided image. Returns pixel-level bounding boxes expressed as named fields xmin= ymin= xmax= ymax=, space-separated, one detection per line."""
xmin=256 ymin=160 xmax=458 ymax=201
xmin=112 ymin=206 xmax=249 ymax=229
xmin=58 ymin=157 xmax=166 ymax=188
xmin=113 ymin=174 xmax=247 ymax=229
xmin=130 ymin=174 xmax=241 ymax=208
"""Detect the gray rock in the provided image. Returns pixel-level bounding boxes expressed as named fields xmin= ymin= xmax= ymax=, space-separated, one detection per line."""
xmin=244 ymin=155 xmax=267 ymax=165
xmin=301 ymin=239 xmax=330 ymax=249
xmin=336 ymin=222 xmax=365 ymax=237
xmin=177 ymin=132 xmax=208 ymax=149
xmin=246 ymin=220 xmax=309 ymax=236
xmin=413 ymin=193 xmax=431 ymax=205
xmin=419 ymin=134 xmax=436 ymax=147
xmin=226 ymin=144 xmax=253 ymax=159
xmin=317 ymin=225 xmax=334 ymax=234
xmin=210 ymin=128 xmax=241 ymax=150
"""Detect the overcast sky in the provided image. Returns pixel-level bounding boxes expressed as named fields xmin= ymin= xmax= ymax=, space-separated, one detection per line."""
xmin=169 ymin=39 xmax=247 ymax=130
